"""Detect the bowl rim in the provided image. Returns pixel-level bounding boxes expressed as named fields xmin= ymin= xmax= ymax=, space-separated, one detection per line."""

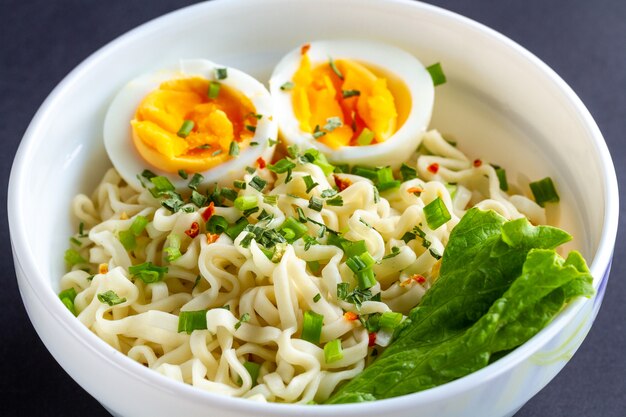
xmin=8 ymin=0 xmax=619 ymax=413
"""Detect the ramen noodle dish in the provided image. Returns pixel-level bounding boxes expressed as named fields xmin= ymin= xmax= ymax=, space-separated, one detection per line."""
xmin=59 ymin=41 xmax=593 ymax=404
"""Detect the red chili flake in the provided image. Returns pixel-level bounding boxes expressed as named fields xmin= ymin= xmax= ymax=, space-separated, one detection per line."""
xmin=344 ymin=311 xmax=359 ymax=321
xmin=333 ymin=174 xmax=352 ymax=191
xmin=206 ymin=233 xmax=219 ymax=244
xmin=185 ymin=222 xmax=200 ymax=238
xmin=201 ymin=202 xmax=215 ymax=222
xmin=368 ymin=332 xmax=377 ymax=347
xmin=407 ymin=186 xmax=423 ymax=195
xmin=427 ymin=163 xmax=439 ymax=174
xmin=300 ymin=43 xmax=311 ymax=55
xmin=256 ymin=157 xmax=266 ymax=169
xmin=473 ymin=159 xmax=482 ymax=167
xmin=413 ymin=274 xmax=427 ymax=284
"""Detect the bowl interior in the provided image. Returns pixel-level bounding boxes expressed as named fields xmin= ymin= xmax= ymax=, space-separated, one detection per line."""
xmin=9 ymin=0 xmax=614 ymax=412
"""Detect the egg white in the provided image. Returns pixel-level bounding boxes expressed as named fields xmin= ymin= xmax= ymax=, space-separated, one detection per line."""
xmin=104 ymin=59 xmax=277 ymax=191
xmin=269 ymin=40 xmax=434 ymax=168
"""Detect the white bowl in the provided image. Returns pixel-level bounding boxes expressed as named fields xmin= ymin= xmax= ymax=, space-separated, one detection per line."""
xmin=8 ymin=1 xmax=619 ymax=417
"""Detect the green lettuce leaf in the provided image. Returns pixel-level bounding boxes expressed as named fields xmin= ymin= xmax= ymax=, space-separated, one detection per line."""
xmin=326 ymin=208 xmax=593 ymax=404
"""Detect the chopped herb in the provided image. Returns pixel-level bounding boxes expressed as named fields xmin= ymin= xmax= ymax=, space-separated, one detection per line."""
xmin=303 ymin=175 xmax=319 ymax=193
xmin=178 ymin=169 xmax=189 ymax=179
xmin=207 ymin=215 xmax=228 ymax=234
xmin=243 ymin=206 xmax=260 ymax=217
xmin=304 ymin=236 xmax=318 ymax=251
xmin=234 ymin=180 xmax=247 ymax=190
xmin=212 ymin=149 xmax=223 ymax=157
xmin=59 ymin=287 xmax=77 ymax=316
xmin=268 ymin=158 xmax=296 ymax=174
xmin=313 ymin=293 xmax=322 ymax=303
xmin=308 ymin=196 xmax=323 ymax=212
xmin=235 ymin=312 xmax=250 ymax=330
xmin=245 ymin=166 xmax=256 ymax=175
xmin=373 ymin=186 xmax=380 ymax=204
xmin=429 ymin=248 xmax=442 ymax=260
xmin=297 ymin=207 xmax=307 ymax=223
xmin=69 ymin=237 xmax=82 ymax=247
xmin=280 ymin=81 xmax=295 ymax=91
xmin=302 ymin=311 xmax=324 ymax=344
xmin=249 ymin=176 xmax=267 ymax=192
xmin=141 ymin=169 xmax=157 ymax=180
xmin=249 ymin=141 xmax=259 ymax=146
xmin=494 ymin=166 xmax=509 ymax=192
xmin=328 ymin=56 xmax=344 ymax=80
xmin=178 ymin=309 xmax=208 ymax=333
xmin=337 ymin=282 xmax=350 ymax=299
xmin=208 ymin=81 xmax=221 ymax=99
xmin=177 ymin=120 xmax=194 ymax=138
xmin=342 ymin=89 xmax=361 ymax=98
xmin=129 ymin=262 xmax=168 ymax=283
xmin=334 ymin=164 xmax=349 ymax=174
xmin=191 ymin=190 xmax=207 ymax=207
xmin=188 ymin=173 xmax=204 ymax=191
xmin=64 ymin=249 xmax=85 ymax=266
xmin=225 ymin=217 xmax=250 ymax=240
xmin=423 ymin=197 xmax=451 ymax=230
xmin=259 ymin=194 xmax=277 ymax=206
xmin=312 ymin=125 xmax=326 ymax=139
xmin=357 ymin=128 xmax=375 ymax=146
xmin=383 ymin=246 xmax=401 ymax=259
xmin=78 ymin=222 xmax=87 ymax=237
xmin=324 ymin=116 xmax=342 ymax=132
xmin=215 ymin=67 xmax=228 ymax=80
xmin=268 ymin=138 xmax=279 ymax=146
xmin=245 ymin=125 xmax=256 ymax=133
xmin=97 ymin=290 xmax=126 ymax=306
xmin=256 ymin=209 xmax=273 ymax=223
xmin=400 ymin=163 xmax=418 ymax=181
xmin=242 ymin=361 xmax=261 ymax=387
xmin=229 ymin=141 xmax=240 ymax=157
xmin=530 ymin=177 xmax=560 ymax=207
xmin=192 ymin=274 xmax=201 ymax=289
xmin=326 ymin=195 xmax=344 ymax=206
xmin=320 ymin=188 xmax=338 ymax=198
xmin=426 ymin=62 xmax=447 ymax=86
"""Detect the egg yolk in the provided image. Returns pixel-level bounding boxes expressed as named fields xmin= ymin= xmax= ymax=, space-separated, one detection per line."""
xmin=131 ymin=77 xmax=257 ymax=173
xmin=291 ymin=50 xmax=399 ymax=149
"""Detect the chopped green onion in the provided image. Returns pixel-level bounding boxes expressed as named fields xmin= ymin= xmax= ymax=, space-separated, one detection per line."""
xmin=64 ymin=249 xmax=85 ymax=266
xmin=118 ymin=230 xmax=136 ymax=251
xmin=59 ymin=287 xmax=77 ymax=316
xmin=268 ymin=137 xmax=279 ymax=146
xmin=189 ymin=190 xmax=205 ymax=207
xmin=130 ymin=215 xmax=149 ymax=235
xmin=530 ymin=177 xmax=560 ymax=207
xmin=256 ymin=209 xmax=273 ymax=222
xmin=268 ymin=158 xmax=296 ymax=174
xmin=344 ymin=240 xmax=367 ymax=258
xmin=337 ymin=282 xmax=350 ymax=299
xmin=234 ymin=195 xmax=258 ymax=211
xmin=211 ymin=149 xmax=223 ymax=157
xmin=141 ymin=169 xmax=157 ymax=180
xmin=334 ymin=164 xmax=349 ymax=174
xmin=320 ymin=188 xmax=337 ymax=198
xmin=97 ymin=290 xmax=126 ymax=306
xmin=324 ymin=117 xmax=342 ymax=132
xmin=233 ymin=180 xmax=247 ymax=190
xmin=78 ymin=222 xmax=86 ymax=237
xmin=188 ymin=173 xmax=204 ymax=191
xmin=326 ymin=195 xmax=343 ymax=206
xmin=494 ymin=166 xmax=509 ymax=192
xmin=229 ymin=141 xmax=240 ymax=157
xmin=376 ymin=167 xmax=401 ymax=191
xmin=178 ymin=310 xmax=208 ymax=333
xmin=429 ymin=248 xmax=442 ymax=260
xmin=303 ymin=149 xmax=334 ymax=176
xmin=235 ymin=312 xmax=250 ymax=330
xmin=249 ymin=176 xmax=267 ymax=192
xmin=307 ymin=258 xmax=320 ymax=271
xmin=356 ymin=268 xmax=377 ymax=289
xmin=208 ymin=81 xmax=221 ymax=99
xmin=245 ymin=125 xmax=256 ymax=133
xmin=356 ymin=128 xmax=375 ymax=146
xmin=301 ymin=310 xmax=324 ymax=344
xmin=215 ymin=67 xmax=228 ymax=80
xmin=303 ymin=175 xmax=318 ymax=193
xmin=220 ymin=187 xmax=238 ymax=201
xmin=313 ymin=293 xmax=322 ymax=303
xmin=324 ymin=339 xmax=343 ymax=363
xmin=150 ymin=176 xmax=175 ymax=193
xmin=328 ymin=56 xmax=344 ymax=80
xmin=263 ymin=194 xmax=278 ymax=205
xmin=177 ymin=120 xmax=195 ymax=138
xmin=426 ymin=62 xmax=447 ymax=86
xmin=279 ymin=217 xmax=308 ymax=243
xmin=351 ymin=165 xmax=378 ymax=180
xmin=69 ymin=236 xmax=82 ymax=247
xmin=342 ymin=89 xmax=360 ymax=98
xmin=280 ymin=81 xmax=295 ymax=91
xmin=225 ymin=217 xmax=249 ymax=240
xmin=308 ymin=196 xmax=323 ymax=212
xmin=400 ymin=163 xmax=417 ymax=181
xmin=373 ymin=186 xmax=380 ymax=203
xmin=383 ymin=246 xmax=401 ymax=259
xmin=129 ymin=262 xmax=168 ymax=283
xmin=178 ymin=169 xmax=188 ymax=179
xmin=249 ymin=141 xmax=259 ymax=146
xmin=423 ymin=197 xmax=452 ymax=230
xmin=379 ymin=311 xmax=403 ymax=329
xmin=193 ymin=274 xmax=201 ymax=289
xmin=164 ymin=234 xmax=182 ymax=262
xmin=312 ymin=125 xmax=325 ymax=139
xmin=243 ymin=361 xmax=261 ymax=387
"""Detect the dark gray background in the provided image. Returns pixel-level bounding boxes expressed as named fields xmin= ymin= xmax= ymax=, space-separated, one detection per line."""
xmin=1 ymin=0 xmax=624 ymax=416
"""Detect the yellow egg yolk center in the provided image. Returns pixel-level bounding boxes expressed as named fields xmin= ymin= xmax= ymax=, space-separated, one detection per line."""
xmin=131 ymin=77 xmax=257 ymax=173
xmin=291 ymin=51 xmax=403 ymax=150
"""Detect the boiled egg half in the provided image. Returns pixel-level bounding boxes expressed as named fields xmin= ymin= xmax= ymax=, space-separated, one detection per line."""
xmin=104 ymin=59 xmax=277 ymax=191
xmin=269 ymin=40 xmax=434 ymax=168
